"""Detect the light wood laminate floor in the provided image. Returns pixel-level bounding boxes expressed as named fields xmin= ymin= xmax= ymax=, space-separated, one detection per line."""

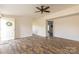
xmin=0 ymin=35 xmax=79 ymax=54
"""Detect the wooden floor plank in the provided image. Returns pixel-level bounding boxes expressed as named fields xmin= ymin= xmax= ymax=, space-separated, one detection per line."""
xmin=0 ymin=36 xmax=79 ymax=54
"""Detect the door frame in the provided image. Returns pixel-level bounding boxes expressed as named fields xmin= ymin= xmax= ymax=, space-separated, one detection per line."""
xmin=46 ymin=20 xmax=54 ymax=38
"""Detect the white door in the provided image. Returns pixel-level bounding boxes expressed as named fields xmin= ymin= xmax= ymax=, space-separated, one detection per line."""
xmin=1 ymin=17 xmax=15 ymax=41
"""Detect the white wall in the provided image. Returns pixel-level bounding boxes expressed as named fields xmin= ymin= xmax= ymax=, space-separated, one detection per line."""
xmin=53 ymin=14 xmax=79 ymax=41
xmin=32 ymin=18 xmax=46 ymax=37
xmin=15 ymin=16 xmax=32 ymax=38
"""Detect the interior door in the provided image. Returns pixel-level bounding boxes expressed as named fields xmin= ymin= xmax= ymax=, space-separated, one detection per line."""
xmin=1 ymin=17 xmax=15 ymax=41
xmin=48 ymin=21 xmax=53 ymax=37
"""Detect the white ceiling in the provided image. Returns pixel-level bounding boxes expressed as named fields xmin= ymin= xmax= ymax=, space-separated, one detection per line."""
xmin=0 ymin=4 xmax=77 ymax=18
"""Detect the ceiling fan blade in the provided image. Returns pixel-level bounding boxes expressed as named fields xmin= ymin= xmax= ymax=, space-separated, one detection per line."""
xmin=44 ymin=11 xmax=50 ymax=13
xmin=35 ymin=6 xmax=50 ymax=14
xmin=44 ymin=6 xmax=50 ymax=11
xmin=36 ymin=7 xmax=41 ymax=10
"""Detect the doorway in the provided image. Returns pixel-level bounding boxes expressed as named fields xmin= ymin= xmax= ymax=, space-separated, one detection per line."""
xmin=46 ymin=21 xmax=53 ymax=38
xmin=1 ymin=17 xmax=15 ymax=41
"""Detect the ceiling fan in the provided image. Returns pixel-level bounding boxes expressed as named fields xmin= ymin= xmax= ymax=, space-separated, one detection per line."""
xmin=35 ymin=5 xmax=50 ymax=14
